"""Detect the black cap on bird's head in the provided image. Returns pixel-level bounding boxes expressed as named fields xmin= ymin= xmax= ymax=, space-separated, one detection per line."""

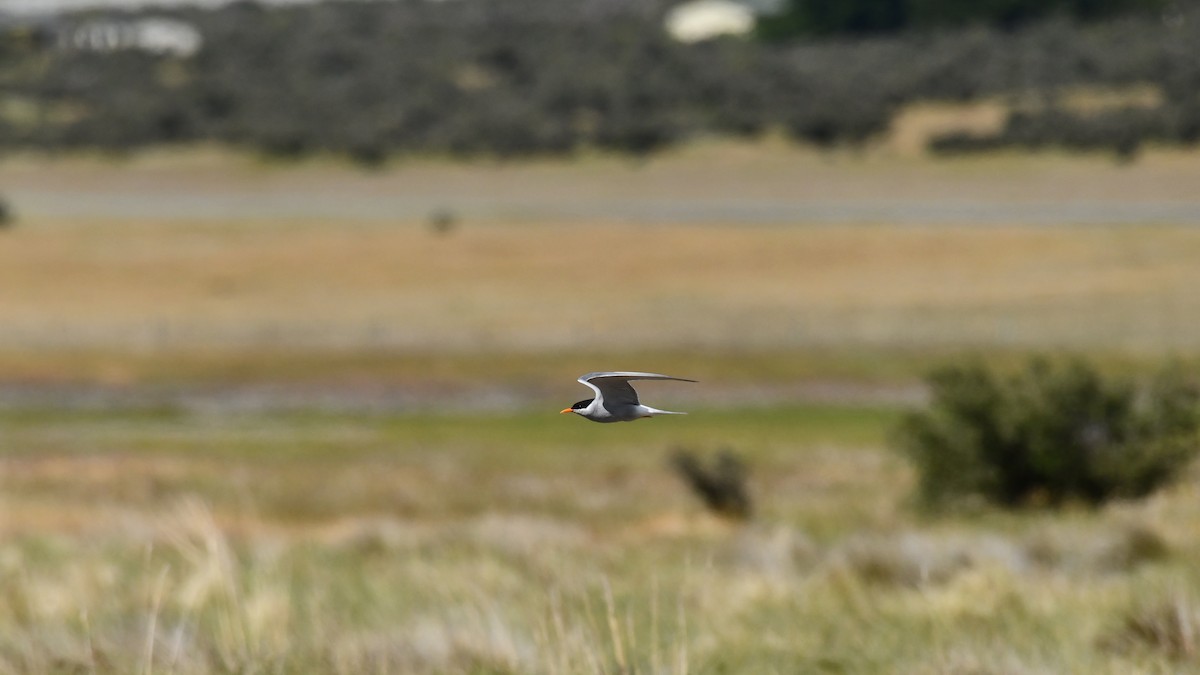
xmin=560 ymin=399 xmax=594 ymax=414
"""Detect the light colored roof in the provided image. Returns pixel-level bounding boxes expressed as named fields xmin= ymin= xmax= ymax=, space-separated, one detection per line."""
xmin=665 ymin=0 xmax=756 ymax=43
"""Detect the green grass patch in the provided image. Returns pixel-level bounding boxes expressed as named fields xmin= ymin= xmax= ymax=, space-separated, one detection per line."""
xmin=2 ymin=345 xmax=1188 ymax=393
xmin=0 ymin=403 xmax=899 ymax=460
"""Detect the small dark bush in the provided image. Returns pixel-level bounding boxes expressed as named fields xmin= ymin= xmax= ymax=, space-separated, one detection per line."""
xmin=670 ymin=448 xmax=753 ymax=520
xmin=427 ymin=207 xmax=458 ymax=235
xmin=894 ymin=357 xmax=1200 ymax=509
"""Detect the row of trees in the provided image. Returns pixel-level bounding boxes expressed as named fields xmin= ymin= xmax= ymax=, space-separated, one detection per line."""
xmin=758 ymin=0 xmax=1172 ymax=37
xmin=0 ymin=0 xmax=1197 ymax=163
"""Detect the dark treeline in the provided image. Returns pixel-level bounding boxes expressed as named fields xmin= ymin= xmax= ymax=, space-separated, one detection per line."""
xmin=0 ymin=0 xmax=1198 ymax=164
xmin=758 ymin=0 xmax=1171 ymax=37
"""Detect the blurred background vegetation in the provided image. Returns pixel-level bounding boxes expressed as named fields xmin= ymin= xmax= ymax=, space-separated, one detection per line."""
xmin=0 ymin=0 xmax=1197 ymax=164
xmin=760 ymin=0 xmax=1173 ymax=35
xmin=4 ymin=1 xmax=1200 ymax=672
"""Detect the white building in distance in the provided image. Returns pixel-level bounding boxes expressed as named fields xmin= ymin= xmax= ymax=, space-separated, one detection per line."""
xmin=59 ymin=17 xmax=203 ymax=57
xmin=665 ymin=0 xmax=756 ymax=43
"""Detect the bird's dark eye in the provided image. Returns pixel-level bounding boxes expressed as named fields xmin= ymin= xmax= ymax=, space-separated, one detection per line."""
xmin=572 ymin=399 xmax=593 ymax=409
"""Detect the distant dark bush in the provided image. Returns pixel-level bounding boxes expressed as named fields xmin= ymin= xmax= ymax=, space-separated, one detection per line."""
xmin=758 ymin=0 xmax=908 ymax=38
xmin=427 ymin=207 xmax=458 ymax=235
xmin=670 ymin=448 xmax=753 ymax=520
xmin=0 ymin=196 xmax=12 ymax=229
xmin=894 ymin=357 xmax=1200 ymax=509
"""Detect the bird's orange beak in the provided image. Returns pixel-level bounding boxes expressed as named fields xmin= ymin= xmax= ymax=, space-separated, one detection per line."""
xmin=560 ymin=408 xmax=573 ymax=414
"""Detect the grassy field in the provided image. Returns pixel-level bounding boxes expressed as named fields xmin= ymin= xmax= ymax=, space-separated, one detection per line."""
xmin=3 ymin=405 xmax=1200 ymax=673
xmin=4 ymin=148 xmax=1200 ymax=673
xmin=6 ymin=219 xmax=1200 ymax=356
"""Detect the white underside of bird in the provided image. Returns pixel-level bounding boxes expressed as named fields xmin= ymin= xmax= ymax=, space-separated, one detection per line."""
xmin=560 ymin=371 xmax=696 ymax=423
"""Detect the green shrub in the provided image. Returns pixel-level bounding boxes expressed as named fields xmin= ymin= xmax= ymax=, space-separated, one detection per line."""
xmin=894 ymin=357 xmax=1200 ymax=509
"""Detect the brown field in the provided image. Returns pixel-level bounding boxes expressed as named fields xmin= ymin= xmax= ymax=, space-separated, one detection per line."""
xmin=4 ymin=214 xmax=1200 ymax=395
xmin=11 ymin=219 xmax=1200 ymax=350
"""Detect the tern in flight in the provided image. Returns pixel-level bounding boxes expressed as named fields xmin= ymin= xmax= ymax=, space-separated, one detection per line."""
xmin=560 ymin=371 xmax=696 ymax=423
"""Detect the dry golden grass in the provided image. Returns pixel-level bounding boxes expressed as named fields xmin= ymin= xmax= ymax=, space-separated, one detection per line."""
xmin=2 ymin=406 xmax=1200 ymax=674
xmin=886 ymin=85 xmax=1165 ymax=156
xmin=4 ymin=220 xmax=1200 ymax=361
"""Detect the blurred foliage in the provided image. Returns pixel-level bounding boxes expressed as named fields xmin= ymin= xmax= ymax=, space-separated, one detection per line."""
xmin=0 ymin=0 xmax=1197 ymax=163
xmin=894 ymin=357 xmax=1200 ymax=509
xmin=758 ymin=0 xmax=1169 ymax=37
xmin=670 ymin=448 xmax=753 ymax=520
xmin=1101 ymin=592 xmax=1200 ymax=660
xmin=0 ymin=194 xmax=12 ymax=228
xmin=931 ymin=40 xmax=1200 ymax=159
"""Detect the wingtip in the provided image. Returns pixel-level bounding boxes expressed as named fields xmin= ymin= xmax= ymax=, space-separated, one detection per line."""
xmin=579 ymin=372 xmax=698 ymax=383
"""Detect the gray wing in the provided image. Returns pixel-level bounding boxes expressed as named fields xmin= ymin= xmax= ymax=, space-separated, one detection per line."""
xmin=578 ymin=372 xmax=697 ymax=407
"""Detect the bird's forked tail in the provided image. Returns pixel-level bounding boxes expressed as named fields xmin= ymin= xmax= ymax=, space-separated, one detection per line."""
xmin=644 ymin=407 xmax=688 ymax=416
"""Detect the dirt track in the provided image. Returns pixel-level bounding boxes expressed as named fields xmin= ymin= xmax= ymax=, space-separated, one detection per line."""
xmin=5 ymin=145 xmax=1200 ymax=226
